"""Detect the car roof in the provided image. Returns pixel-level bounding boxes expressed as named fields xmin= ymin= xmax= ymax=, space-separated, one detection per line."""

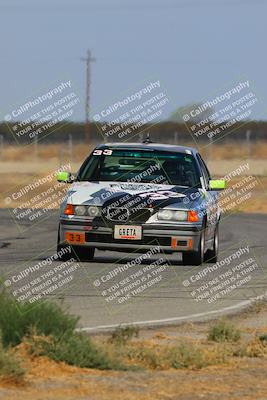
xmin=96 ymin=142 xmax=198 ymax=155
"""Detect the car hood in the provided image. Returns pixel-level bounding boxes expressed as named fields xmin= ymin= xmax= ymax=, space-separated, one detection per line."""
xmin=63 ymin=181 xmax=204 ymax=209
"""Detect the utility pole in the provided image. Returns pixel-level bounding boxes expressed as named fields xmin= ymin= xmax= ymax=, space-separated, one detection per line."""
xmin=34 ymin=134 xmax=38 ymax=161
xmin=68 ymin=133 xmax=73 ymax=163
xmin=81 ymin=50 xmax=96 ymax=143
xmin=0 ymin=135 xmax=3 ymax=160
xmin=246 ymin=129 xmax=251 ymax=160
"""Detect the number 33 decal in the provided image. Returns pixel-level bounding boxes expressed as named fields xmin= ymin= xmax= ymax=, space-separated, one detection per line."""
xmin=93 ymin=149 xmax=113 ymax=156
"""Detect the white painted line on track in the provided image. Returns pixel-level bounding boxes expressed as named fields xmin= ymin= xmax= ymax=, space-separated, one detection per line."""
xmin=77 ymin=298 xmax=263 ymax=333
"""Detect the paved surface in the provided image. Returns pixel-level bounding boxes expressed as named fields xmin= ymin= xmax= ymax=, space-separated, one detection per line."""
xmin=0 ymin=209 xmax=266 ymax=331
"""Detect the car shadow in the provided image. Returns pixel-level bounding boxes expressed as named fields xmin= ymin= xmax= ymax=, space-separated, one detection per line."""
xmin=36 ymin=250 xmax=184 ymax=266
xmin=92 ymin=253 xmax=183 ymax=266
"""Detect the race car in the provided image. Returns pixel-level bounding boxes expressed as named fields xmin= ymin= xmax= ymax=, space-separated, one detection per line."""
xmin=56 ymin=142 xmax=226 ymax=265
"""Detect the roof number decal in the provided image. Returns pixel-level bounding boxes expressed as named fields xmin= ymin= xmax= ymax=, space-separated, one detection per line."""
xmin=93 ymin=149 xmax=113 ymax=156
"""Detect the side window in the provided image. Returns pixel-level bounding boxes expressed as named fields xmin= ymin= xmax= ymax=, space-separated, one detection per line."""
xmin=196 ymin=154 xmax=209 ymax=188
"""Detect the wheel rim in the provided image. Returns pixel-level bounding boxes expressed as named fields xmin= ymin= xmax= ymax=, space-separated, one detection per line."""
xmin=200 ymin=231 xmax=205 ymax=262
xmin=214 ymin=227 xmax=219 ymax=256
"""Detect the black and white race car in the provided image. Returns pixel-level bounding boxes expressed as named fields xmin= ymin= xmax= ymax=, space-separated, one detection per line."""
xmin=56 ymin=142 xmax=226 ymax=265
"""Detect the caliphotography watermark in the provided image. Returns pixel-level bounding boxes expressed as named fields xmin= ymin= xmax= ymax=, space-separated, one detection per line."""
xmin=182 ymin=79 xmax=261 ymax=145
xmin=3 ymin=79 xmax=81 ymax=145
xmin=88 ymin=243 xmax=177 ymax=313
xmin=92 ymin=78 xmax=170 ymax=142
xmin=182 ymin=244 xmax=265 ymax=305
xmin=2 ymin=163 xmax=72 ymax=232
xmin=181 ymin=161 xmax=263 ymax=226
xmin=1 ymin=245 xmax=82 ymax=310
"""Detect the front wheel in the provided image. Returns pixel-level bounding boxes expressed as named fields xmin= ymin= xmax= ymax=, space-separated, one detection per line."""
xmin=204 ymin=225 xmax=219 ymax=263
xmin=57 ymin=225 xmax=72 ymax=261
xmin=182 ymin=231 xmax=205 ymax=266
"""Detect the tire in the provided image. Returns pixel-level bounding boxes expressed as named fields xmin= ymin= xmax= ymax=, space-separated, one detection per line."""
xmin=72 ymin=246 xmax=95 ymax=262
xmin=182 ymin=231 xmax=205 ymax=266
xmin=56 ymin=225 xmax=71 ymax=260
xmin=57 ymin=224 xmax=61 ymax=247
xmin=57 ymin=243 xmax=73 ymax=260
xmin=204 ymin=225 xmax=219 ymax=263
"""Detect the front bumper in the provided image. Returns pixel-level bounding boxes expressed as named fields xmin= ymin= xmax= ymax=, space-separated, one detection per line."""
xmin=59 ymin=218 xmax=202 ymax=253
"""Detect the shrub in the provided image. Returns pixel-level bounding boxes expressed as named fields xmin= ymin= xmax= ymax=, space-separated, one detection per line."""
xmin=0 ymin=292 xmax=128 ymax=371
xmin=208 ymin=319 xmax=241 ymax=342
xmin=233 ymin=337 xmax=267 ymax=358
xmin=0 ymin=332 xmax=24 ymax=382
xmin=125 ymin=345 xmax=164 ymax=369
xmin=26 ymin=331 xmax=126 ymax=370
xmin=0 ymin=292 xmax=78 ymax=347
xmin=259 ymin=334 xmax=267 ymax=342
xmin=109 ymin=325 xmax=139 ymax=346
xmin=170 ymin=342 xmax=207 ymax=369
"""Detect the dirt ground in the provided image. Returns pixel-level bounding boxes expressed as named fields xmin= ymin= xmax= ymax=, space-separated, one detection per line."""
xmin=1 ymin=359 xmax=267 ymax=400
xmin=1 ymin=304 xmax=267 ymax=400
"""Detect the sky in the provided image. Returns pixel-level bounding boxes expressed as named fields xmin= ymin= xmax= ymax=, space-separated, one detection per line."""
xmin=0 ymin=0 xmax=266 ymax=122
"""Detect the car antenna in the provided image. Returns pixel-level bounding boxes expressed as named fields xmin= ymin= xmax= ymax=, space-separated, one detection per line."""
xmin=143 ymin=132 xmax=153 ymax=144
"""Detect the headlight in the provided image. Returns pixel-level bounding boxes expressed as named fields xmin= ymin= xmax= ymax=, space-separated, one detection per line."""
xmin=157 ymin=209 xmax=189 ymax=221
xmin=88 ymin=206 xmax=101 ymax=217
xmin=173 ymin=211 xmax=188 ymax=221
xmin=75 ymin=205 xmax=87 ymax=216
xmin=158 ymin=209 xmax=173 ymax=220
xmin=73 ymin=205 xmax=102 ymax=217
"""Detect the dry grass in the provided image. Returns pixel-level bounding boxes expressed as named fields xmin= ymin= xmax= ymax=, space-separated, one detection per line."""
xmin=1 ymin=141 xmax=267 ymax=162
xmin=1 ymin=304 xmax=267 ymax=399
xmin=14 ymin=321 xmax=267 ymax=373
xmin=200 ymin=140 xmax=267 ymax=160
xmin=99 ymin=330 xmax=267 ymax=371
xmin=2 ymin=143 xmax=94 ymax=163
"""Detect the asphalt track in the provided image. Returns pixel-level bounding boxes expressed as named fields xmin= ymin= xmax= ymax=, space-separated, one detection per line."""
xmin=0 ymin=209 xmax=266 ymax=331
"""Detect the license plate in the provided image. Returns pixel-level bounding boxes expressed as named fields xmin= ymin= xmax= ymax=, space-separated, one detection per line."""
xmin=65 ymin=232 xmax=85 ymax=244
xmin=114 ymin=225 xmax=142 ymax=240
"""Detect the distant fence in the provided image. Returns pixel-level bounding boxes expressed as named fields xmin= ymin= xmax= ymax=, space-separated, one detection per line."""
xmin=0 ymin=121 xmax=266 ymax=145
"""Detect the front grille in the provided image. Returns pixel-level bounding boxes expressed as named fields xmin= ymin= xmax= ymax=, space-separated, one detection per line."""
xmin=102 ymin=207 xmax=152 ymax=223
xmin=107 ymin=207 xmax=129 ymax=222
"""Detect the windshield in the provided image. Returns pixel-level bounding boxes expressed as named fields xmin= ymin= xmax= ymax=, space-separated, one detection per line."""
xmin=78 ymin=149 xmax=201 ymax=187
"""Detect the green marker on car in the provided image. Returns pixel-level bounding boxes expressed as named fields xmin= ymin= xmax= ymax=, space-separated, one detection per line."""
xmin=57 ymin=171 xmax=71 ymax=183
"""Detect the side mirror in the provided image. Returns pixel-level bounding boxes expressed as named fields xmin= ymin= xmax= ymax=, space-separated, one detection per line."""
xmin=56 ymin=171 xmax=74 ymax=183
xmin=209 ymin=179 xmax=226 ymax=190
